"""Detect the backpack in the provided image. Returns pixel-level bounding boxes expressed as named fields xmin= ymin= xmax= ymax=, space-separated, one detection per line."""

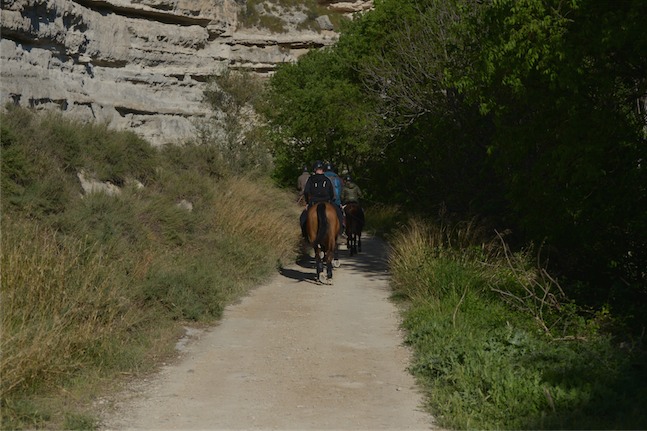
xmin=307 ymin=174 xmax=332 ymax=203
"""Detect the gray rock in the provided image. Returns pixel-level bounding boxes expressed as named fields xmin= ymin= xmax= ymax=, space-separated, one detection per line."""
xmin=315 ymin=15 xmax=333 ymax=31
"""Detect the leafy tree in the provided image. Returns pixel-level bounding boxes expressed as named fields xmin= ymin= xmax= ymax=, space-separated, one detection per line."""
xmin=357 ymin=0 xmax=502 ymax=214
xmin=263 ymin=47 xmax=379 ymax=185
xmin=202 ymin=71 xmax=272 ymax=173
xmin=262 ymin=0 xmax=423 ymax=186
xmin=458 ymin=0 xmax=647 ymax=294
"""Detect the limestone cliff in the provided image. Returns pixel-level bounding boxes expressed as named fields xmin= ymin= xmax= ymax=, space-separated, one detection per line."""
xmin=0 ymin=0 xmax=372 ymax=145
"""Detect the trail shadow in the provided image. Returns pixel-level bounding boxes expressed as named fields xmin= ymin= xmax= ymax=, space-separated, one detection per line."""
xmin=336 ymin=235 xmax=389 ymax=275
xmin=295 ymin=254 xmax=315 ymax=270
xmin=286 ymin=235 xmax=390 ymax=284
xmin=279 ymin=254 xmax=324 ymax=285
xmin=279 ymin=266 xmax=313 ymax=282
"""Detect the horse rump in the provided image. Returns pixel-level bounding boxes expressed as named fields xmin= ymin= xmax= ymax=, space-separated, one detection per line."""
xmin=305 ymin=202 xmax=340 ymax=284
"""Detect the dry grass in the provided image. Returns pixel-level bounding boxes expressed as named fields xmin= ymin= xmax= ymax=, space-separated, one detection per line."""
xmin=0 ymin=216 xmax=142 ymax=399
xmin=213 ymin=176 xmax=302 ymax=265
xmin=1 ymin=106 xmax=304 ymax=429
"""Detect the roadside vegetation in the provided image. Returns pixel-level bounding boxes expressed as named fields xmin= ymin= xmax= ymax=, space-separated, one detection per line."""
xmin=0 ymin=106 xmax=300 ymax=429
xmin=388 ymin=219 xmax=646 ymax=429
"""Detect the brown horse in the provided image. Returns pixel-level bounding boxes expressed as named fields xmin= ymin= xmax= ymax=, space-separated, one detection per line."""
xmin=343 ymin=203 xmax=364 ymax=256
xmin=305 ymin=202 xmax=341 ymax=284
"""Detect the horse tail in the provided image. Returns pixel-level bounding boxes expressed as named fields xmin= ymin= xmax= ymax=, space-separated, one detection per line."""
xmin=315 ymin=202 xmax=328 ymax=249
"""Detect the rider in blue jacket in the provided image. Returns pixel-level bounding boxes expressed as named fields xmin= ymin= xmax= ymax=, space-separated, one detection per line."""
xmin=324 ymin=162 xmax=344 ymax=230
xmin=324 ymin=162 xmax=343 ymax=207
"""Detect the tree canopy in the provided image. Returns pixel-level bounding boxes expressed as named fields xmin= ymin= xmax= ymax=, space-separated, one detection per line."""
xmin=262 ymin=0 xmax=647 ymax=313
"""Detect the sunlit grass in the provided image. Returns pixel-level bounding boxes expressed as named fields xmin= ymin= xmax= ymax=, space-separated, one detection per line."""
xmin=213 ymin=176 xmax=301 ymax=264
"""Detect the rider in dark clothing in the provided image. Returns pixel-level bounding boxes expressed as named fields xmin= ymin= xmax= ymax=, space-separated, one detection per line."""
xmin=304 ymin=161 xmax=333 ymax=204
xmin=300 ymin=160 xmax=342 ymax=237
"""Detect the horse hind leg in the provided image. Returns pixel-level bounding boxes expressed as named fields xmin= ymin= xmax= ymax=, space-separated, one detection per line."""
xmin=315 ymin=247 xmax=325 ymax=282
xmin=325 ymin=259 xmax=333 ymax=284
xmin=316 ymin=260 xmax=324 ymax=281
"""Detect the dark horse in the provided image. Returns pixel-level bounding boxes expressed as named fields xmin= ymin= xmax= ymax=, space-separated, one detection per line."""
xmin=343 ymin=203 xmax=364 ymax=256
xmin=305 ymin=202 xmax=341 ymax=284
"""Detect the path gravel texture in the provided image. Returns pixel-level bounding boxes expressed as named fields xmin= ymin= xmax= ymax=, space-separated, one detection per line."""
xmin=101 ymin=236 xmax=437 ymax=430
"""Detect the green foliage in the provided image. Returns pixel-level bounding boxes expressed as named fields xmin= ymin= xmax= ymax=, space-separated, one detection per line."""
xmin=390 ymin=219 xmax=647 ymax=429
xmin=264 ymin=47 xmax=380 ymax=185
xmin=263 ymin=0 xmax=431 ymax=186
xmin=63 ymin=413 xmax=98 ymax=431
xmin=140 ymin=255 xmax=226 ymax=321
xmin=458 ymin=0 xmax=647 ymax=296
xmin=0 ymin=107 xmax=158 ymax=218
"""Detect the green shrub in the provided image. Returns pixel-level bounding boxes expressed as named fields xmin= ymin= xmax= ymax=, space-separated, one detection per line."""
xmin=140 ymin=255 xmax=226 ymax=321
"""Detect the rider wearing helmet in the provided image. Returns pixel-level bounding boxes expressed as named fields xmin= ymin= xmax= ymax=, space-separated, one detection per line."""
xmin=341 ymin=174 xmax=363 ymax=205
xmin=300 ymin=160 xmax=335 ymax=237
xmin=304 ymin=160 xmax=333 ymax=205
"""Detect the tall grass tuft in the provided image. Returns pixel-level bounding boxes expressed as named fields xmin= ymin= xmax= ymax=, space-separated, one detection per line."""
xmin=1 ymin=216 xmax=143 ymax=399
xmin=213 ymin=176 xmax=301 ymax=264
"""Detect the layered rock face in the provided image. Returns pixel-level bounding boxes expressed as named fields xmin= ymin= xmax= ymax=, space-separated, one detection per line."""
xmin=1 ymin=0 xmax=372 ymax=145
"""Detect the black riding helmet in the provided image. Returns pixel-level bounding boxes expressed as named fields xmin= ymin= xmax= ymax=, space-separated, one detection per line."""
xmin=325 ymin=162 xmax=334 ymax=172
xmin=312 ymin=160 xmax=324 ymax=171
xmin=344 ymin=175 xmax=352 ymax=182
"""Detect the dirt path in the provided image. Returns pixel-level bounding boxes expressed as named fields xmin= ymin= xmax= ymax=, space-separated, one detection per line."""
xmin=100 ymin=236 xmax=436 ymax=430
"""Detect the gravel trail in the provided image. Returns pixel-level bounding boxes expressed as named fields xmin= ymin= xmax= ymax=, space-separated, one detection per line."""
xmin=101 ymin=235 xmax=436 ymax=430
